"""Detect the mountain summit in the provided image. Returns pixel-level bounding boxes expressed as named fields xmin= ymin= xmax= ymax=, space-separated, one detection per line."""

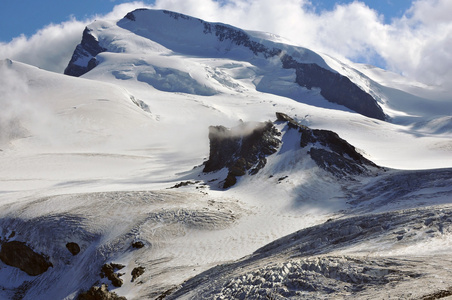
xmin=65 ymin=9 xmax=386 ymax=120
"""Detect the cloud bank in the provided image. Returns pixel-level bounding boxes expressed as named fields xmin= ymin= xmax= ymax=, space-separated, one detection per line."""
xmin=0 ymin=2 xmax=152 ymax=73
xmin=1 ymin=0 xmax=451 ymax=91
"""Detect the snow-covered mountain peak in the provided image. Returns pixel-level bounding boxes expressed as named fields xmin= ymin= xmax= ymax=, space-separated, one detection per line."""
xmin=66 ymin=8 xmax=328 ymax=70
xmin=116 ymin=9 xmax=319 ymax=62
xmin=65 ymin=9 xmax=387 ymax=120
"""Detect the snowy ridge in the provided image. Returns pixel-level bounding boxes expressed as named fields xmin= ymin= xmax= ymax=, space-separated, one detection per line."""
xmin=66 ymin=9 xmax=385 ymax=120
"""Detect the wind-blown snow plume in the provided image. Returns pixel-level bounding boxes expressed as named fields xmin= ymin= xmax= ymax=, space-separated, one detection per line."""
xmin=0 ymin=60 xmax=31 ymax=144
xmin=0 ymin=60 xmax=63 ymax=147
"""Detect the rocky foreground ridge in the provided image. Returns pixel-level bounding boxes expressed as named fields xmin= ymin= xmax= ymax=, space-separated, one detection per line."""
xmin=203 ymin=112 xmax=381 ymax=188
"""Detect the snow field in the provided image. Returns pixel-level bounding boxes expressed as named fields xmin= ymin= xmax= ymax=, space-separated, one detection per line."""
xmin=1 ymin=8 xmax=452 ymax=299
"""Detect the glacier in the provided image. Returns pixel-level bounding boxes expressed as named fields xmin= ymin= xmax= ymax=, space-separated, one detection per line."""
xmin=0 ymin=8 xmax=451 ymax=300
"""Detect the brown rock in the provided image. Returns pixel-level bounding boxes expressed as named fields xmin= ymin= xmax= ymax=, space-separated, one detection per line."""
xmin=66 ymin=242 xmax=81 ymax=256
xmin=131 ymin=266 xmax=145 ymax=282
xmin=0 ymin=241 xmax=52 ymax=276
xmin=77 ymin=284 xmax=127 ymax=300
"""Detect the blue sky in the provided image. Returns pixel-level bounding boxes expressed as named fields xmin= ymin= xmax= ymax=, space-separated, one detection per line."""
xmin=0 ymin=0 xmax=139 ymax=42
xmin=314 ymin=0 xmax=413 ymax=21
xmin=0 ymin=0 xmax=414 ymax=42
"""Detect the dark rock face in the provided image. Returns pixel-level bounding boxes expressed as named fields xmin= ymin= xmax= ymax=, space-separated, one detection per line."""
xmin=201 ymin=22 xmax=280 ymax=57
xmin=280 ymin=56 xmax=386 ymax=120
xmin=131 ymin=241 xmax=145 ymax=249
xmin=131 ymin=266 xmax=145 ymax=282
xmin=100 ymin=263 xmax=125 ymax=288
xmin=203 ymin=121 xmax=281 ymax=188
xmin=203 ymin=113 xmax=378 ymax=188
xmin=276 ymin=112 xmax=379 ymax=176
xmin=66 ymin=242 xmax=81 ymax=256
xmin=64 ymin=27 xmax=106 ymax=77
xmin=309 ymin=148 xmax=371 ymax=176
xmin=77 ymin=284 xmax=127 ymax=300
xmin=0 ymin=241 xmax=52 ymax=276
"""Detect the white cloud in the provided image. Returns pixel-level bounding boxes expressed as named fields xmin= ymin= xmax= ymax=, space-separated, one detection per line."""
xmin=0 ymin=2 xmax=151 ymax=73
xmin=382 ymin=0 xmax=452 ymax=87
xmin=0 ymin=0 xmax=451 ymax=92
xmin=0 ymin=19 xmax=85 ymax=73
xmin=149 ymin=0 xmax=452 ymax=91
xmin=101 ymin=1 xmax=153 ymax=19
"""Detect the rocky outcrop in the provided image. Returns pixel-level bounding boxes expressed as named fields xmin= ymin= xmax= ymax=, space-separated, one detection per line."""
xmin=77 ymin=284 xmax=127 ymax=300
xmin=131 ymin=241 xmax=145 ymax=249
xmin=0 ymin=241 xmax=52 ymax=276
xmin=276 ymin=112 xmax=379 ymax=176
xmin=66 ymin=242 xmax=81 ymax=255
xmin=201 ymin=22 xmax=280 ymax=58
xmin=280 ymin=56 xmax=386 ymax=120
xmin=131 ymin=266 xmax=145 ymax=282
xmin=64 ymin=27 xmax=106 ymax=77
xmin=100 ymin=263 xmax=125 ymax=288
xmin=203 ymin=113 xmax=379 ymax=188
xmin=203 ymin=121 xmax=281 ymax=188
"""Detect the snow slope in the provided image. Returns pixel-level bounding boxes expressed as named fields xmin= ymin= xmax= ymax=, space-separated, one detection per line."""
xmin=0 ymin=8 xmax=451 ymax=300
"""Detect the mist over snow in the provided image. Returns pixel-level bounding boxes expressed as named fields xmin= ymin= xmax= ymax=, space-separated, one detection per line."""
xmin=0 ymin=60 xmax=58 ymax=146
xmin=0 ymin=60 xmax=31 ymax=143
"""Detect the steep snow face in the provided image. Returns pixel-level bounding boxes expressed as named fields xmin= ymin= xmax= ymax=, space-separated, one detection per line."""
xmin=63 ymin=8 xmax=452 ymax=124
xmin=66 ymin=9 xmax=386 ymax=120
xmin=117 ymin=9 xmax=327 ymax=66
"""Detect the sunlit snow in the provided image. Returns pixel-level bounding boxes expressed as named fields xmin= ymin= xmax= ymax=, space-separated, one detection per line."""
xmin=0 ymin=9 xmax=451 ymax=300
